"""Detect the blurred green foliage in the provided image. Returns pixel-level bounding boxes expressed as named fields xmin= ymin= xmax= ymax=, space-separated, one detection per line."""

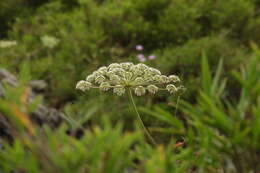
xmin=0 ymin=0 xmax=260 ymax=172
xmin=0 ymin=48 xmax=259 ymax=173
xmin=0 ymin=0 xmax=258 ymax=105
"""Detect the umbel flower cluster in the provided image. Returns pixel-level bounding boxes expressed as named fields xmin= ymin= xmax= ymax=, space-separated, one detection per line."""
xmin=76 ymin=62 xmax=183 ymax=96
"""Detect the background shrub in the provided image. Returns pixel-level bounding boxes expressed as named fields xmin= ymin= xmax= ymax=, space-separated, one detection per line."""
xmin=0 ymin=0 xmax=260 ymax=172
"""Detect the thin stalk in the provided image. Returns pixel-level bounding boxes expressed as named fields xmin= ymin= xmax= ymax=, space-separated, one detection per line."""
xmin=174 ymin=96 xmax=180 ymax=116
xmin=127 ymin=88 xmax=156 ymax=145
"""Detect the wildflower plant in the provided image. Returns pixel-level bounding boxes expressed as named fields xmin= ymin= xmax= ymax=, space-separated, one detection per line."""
xmin=135 ymin=44 xmax=156 ymax=62
xmin=76 ymin=62 xmax=183 ymax=144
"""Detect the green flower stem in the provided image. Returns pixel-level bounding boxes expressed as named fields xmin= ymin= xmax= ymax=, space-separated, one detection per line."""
xmin=127 ymin=88 xmax=156 ymax=145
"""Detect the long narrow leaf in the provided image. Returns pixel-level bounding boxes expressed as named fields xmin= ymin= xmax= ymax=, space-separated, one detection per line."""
xmin=201 ymin=52 xmax=212 ymax=96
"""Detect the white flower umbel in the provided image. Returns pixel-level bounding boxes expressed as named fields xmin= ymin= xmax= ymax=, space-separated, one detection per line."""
xmin=76 ymin=62 xmax=184 ymax=145
xmin=76 ymin=62 xmax=183 ymax=96
xmin=113 ymin=85 xmax=125 ymax=96
xmin=135 ymin=86 xmax=146 ymax=96
xmin=75 ymin=80 xmax=92 ymax=91
xmin=147 ymin=85 xmax=158 ymax=94
xmin=166 ymin=84 xmax=178 ymax=94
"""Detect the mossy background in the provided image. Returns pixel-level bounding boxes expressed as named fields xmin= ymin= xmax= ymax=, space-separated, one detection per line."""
xmin=0 ymin=0 xmax=259 ymax=172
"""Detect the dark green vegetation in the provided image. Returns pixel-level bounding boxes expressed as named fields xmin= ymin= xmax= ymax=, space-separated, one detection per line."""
xmin=0 ymin=0 xmax=259 ymax=172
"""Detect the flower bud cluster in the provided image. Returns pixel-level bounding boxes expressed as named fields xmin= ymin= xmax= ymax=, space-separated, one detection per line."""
xmin=76 ymin=62 xmax=184 ymax=96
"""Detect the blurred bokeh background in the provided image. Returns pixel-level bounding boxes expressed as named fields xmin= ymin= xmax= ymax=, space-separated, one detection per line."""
xmin=0 ymin=0 xmax=259 ymax=172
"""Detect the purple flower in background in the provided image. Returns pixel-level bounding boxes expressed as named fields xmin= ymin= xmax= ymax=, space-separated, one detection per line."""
xmin=137 ymin=54 xmax=146 ymax=62
xmin=148 ymin=55 xmax=156 ymax=60
xmin=135 ymin=45 xmax=144 ymax=51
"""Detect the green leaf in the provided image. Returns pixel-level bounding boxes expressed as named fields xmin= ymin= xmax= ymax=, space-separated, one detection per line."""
xmin=211 ymin=58 xmax=224 ymax=96
xmin=139 ymin=106 xmax=184 ymax=129
xmin=201 ymin=52 xmax=212 ymax=96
